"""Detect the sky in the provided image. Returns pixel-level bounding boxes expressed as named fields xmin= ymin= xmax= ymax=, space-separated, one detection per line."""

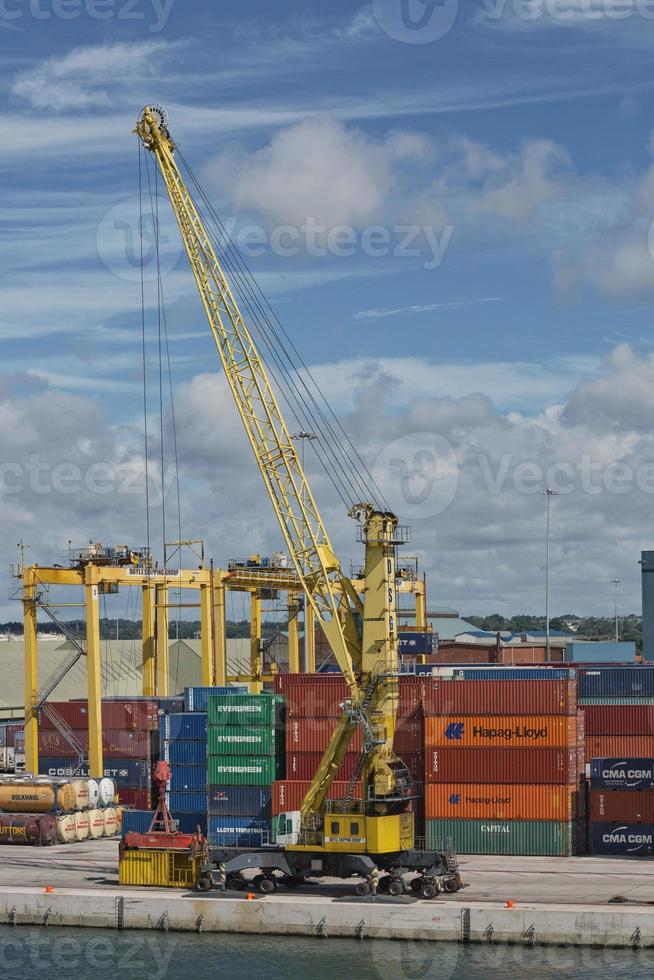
xmin=3 ymin=0 xmax=654 ymax=621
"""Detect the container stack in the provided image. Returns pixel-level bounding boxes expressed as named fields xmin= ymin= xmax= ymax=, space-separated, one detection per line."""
xmin=162 ymin=711 xmax=208 ymax=835
xmin=207 ymin=693 xmax=286 ymax=846
xmin=422 ymin=668 xmax=582 ymax=855
xmin=588 ymin=758 xmax=654 ymax=856
xmin=578 ymin=667 xmax=654 ymax=762
xmin=0 ymin=722 xmax=24 ymax=773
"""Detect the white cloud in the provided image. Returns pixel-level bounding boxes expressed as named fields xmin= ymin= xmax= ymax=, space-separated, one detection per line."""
xmin=354 ymin=297 xmax=502 ymax=321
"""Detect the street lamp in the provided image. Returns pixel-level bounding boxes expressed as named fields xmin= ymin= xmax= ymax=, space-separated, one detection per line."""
xmin=292 ymin=431 xmax=318 ymax=471
xmin=540 ymin=489 xmax=559 ymax=660
xmin=611 ymin=579 xmax=621 ymax=644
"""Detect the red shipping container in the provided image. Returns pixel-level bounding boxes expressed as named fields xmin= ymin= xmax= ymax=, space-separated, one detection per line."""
xmin=38 ymin=729 xmax=152 ymax=759
xmin=272 ymin=780 xmax=351 ymax=814
xmin=590 ymin=790 xmax=654 ymax=824
xmin=40 ymin=700 xmax=159 ymax=732
xmin=286 ymin=718 xmax=362 ymax=753
xmin=425 ymin=747 xmax=578 ymax=785
xmin=285 ymin=752 xmax=360 ymax=782
xmin=116 ymin=787 xmax=152 ymax=809
xmin=275 ymin=674 xmax=426 ymax=721
xmin=586 ymin=735 xmax=654 ymax=758
xmin=582 ymin=706 xmax=654 ymax=736
xmin=4 ymin=725 xmax=23 ymax=748
xmin=394 ymin=719 xmax=424 ymax=755
xmin=424 ymin=680 xmax=577 ymax=717
xmin=432 ymin=647 xmax=495 ymax=664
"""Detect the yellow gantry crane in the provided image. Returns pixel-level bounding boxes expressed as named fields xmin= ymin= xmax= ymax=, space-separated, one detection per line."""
xmin=135 ymin=107 xmax=458 ymax=891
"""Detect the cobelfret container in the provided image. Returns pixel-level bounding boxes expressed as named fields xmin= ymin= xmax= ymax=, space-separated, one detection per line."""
xmin=207 ymin=816 xmax=270 ymax=847
xmin=39 ymin=700 xmax=159 ymax=732
xmin=425 ymin=784 xmax=578 ymax=821
xmin=425 ymin=747 xmax=578 ymax=785
xmin=208 ymin=725 xmax=281 ymax=756
xmin=590 ymin=758 xmax=654 ymax=791
xmin=590 ymin=823 xmax=654 ymax=855
xmin=579 ymin=667 xmax=654 ymax=699
xmin=590 ymin=790 xmax=654 ymax=823
xmin=184 ymin=686 xmax=247 ymax=712
xmin=169 ymin=765 xmax=207 ymax=792
xmin=586 ymin=736 xmax=654 ymax=758
xmin=208 ymin=785 xmax=272 ymax=818
xmin=167 ymin=790 xmax=208 ymax=814
xmin=39 ymin=757 xmax=151 ymax=788
xmin=425 ymin=715 xmax=578 ymax=749
xmin=162 ymin=739 xmax=207 ymax=767
xmin=208 ymin=695 xmax=284 ymax=728
xmin=162 ymin=713 xmax=207 ymax=741
xmin=271 ymin=780 xmax=351 ymax=815
xmin=582 ymin=706 xmax=654 ymax=736
xmin=38 ymin=729 xmax=152 ymax=759
xmin=285 ymin=752 xmax=360 ymax=782
xmin=286 ymin=718 xmax=362 ymax=753
xmin=427 ymin=818 xmax=577 ymax=856
xmin=208 ymin=755 xmax=283 ymax=786
xmin=424 ymin=680 xmax=577 ymax=717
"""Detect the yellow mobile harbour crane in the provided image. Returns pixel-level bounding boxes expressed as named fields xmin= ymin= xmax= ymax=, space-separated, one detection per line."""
xmin=135 ymin=106 xmax=461 ymax=898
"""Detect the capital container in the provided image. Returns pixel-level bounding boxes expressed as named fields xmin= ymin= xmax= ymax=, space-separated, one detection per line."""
xmin=425 ymin=747 xmax=578 ymax=785
xmin=590 ymin=758 xmax=654 ymax=791
xmin=86 ymin=779 xmax=100 ymax=809
xmin=590 ymin=822 xmax=654 ymax=855
xmin=0 ymin=813 xmax=56 ymax=846
xmin=426 ymin=818 xmax=576 ymax=856
xmin=118 ymin=848 xmax=203 ymax=888
xmin=169 ymin=765 xmax=207 ymax=792
xmin=0 ymin=782 xmax=75 ymax=814
xmin=582 ymin=705 xmax=654 ymax=735
xmin=272 ymin=780 xmax=352 ymax=815
xmin=120 ymin=809 xmax=153 ymax=836
xmin=590 ymin=790 xmax=654 ymax=823
xmin=70 ymin=778 xmax=90 ymax=810
xmin=207 ymin=815 xmax=271 ymax=847
xmin=162 ymin=739 xmax=207 ymax=766
xmin=425 ymin=783 xmax=578 ymax=821
xmin=74 ymin=810 xmax=90 ymax=842
xmin=208 ymin=695 xmax=284 ymax=728
xmin=56 ymin=814 xmax=76 ymax=843
xmin=167 ymin=790 xmax=207 ymax=813
xmin=162 ymin=713 xmax=207 ymax=741
xmin=87 ymin=808 xmax=105 ymax=839
xmin=585 ymin=736 xmax=654 ymax=759
xmin=208 ymin=785 xmax=272 ymax=818
xmin=424 ymin=679 xmax=577 ymax=717
xmin=208 ymin=725 xmax=281 ymax=756
xmin=425 ymin=715 xmax=578 ymax=749
xmin=208 ymin=755 xmax=283 ymax=786
xmin=103 ymin=807 xmax=117 ymax=836
xmin=579 ymin=667 xmax=654 ymax=699
xmin=184 ymin=686 xmax=247 ymax=712
xmin=285 ymin=717 xmax=362 ymax=753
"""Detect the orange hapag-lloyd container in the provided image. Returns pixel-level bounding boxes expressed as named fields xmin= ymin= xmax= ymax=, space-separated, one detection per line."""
xmin=425 ymin=783 xmax=579 ymax=821
xmin=425 ymin=715 xmax=578 ymax=749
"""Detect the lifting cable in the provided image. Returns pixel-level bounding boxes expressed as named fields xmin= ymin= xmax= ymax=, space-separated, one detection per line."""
xmin=138 ymin=145 xmax=152 ymax=561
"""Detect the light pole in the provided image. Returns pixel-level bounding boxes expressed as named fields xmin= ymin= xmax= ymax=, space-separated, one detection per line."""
xmin=540 ymin=489 xmax=559 ymax=660
xmin=611 ymin=579 xmax=620 ymax=643
xmin=292 ymin=430 xmax=317 ymax=471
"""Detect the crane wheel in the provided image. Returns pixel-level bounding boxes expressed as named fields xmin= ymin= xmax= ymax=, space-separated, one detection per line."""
xmin=421 ymin=882 xmax=438 ymax=900
xmin=227 ymin=875 xmax=245 ymax=891
xmin=196 ymin=875 xmax=213 ymax=892
xmin=255 ymin=875 xmax=276 ymax=894
xmin=355 ymin=881 xmax=371 ymax=897
xmin=409 ymin=878 xmax=423 ymax=894
xmin=377 ymin=875 xmax=392 ymax=894
xmin=442 ymin=878 xmax=460 ymax=894
xmin=388 ymin=880 xmax=404 ymax=897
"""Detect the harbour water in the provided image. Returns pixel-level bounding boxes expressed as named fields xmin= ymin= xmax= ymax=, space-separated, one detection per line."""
xmin=1 ymin=926 xmax=654 ymax=979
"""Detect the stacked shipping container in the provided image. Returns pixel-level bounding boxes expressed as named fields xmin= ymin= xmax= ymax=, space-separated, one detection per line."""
xmin=588 ymin=757 xmax=654 ymax=855
xmin=163 ymin=712 xmax=208 ymax=835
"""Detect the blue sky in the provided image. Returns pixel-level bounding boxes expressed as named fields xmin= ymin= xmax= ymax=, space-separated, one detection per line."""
xmin=3 ymin=1 xmax=654 ymax=619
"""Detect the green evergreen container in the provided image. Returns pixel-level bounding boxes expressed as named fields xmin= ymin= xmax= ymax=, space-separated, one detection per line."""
xmin=427 ymin=819 xmax=577 ymax=856
xmin=208 ymin=754 xmax=285 ymax=785
xmin=208 ymin=694 xmax=285 ymax=727
xmin=578 ymin=697 xmax=654 ymax=705
xmin=208 ymin=725 xmax=280 ymax=756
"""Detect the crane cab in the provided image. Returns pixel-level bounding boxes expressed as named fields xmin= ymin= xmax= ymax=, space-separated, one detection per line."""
xmin=275 ymin=810 xmax=414 ymax=855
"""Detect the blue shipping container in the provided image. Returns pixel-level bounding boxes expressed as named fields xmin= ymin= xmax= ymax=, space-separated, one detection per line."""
xmin=399 ymin=632 xmax=436 ymax=656
xmin=163 ymin=740 xmax=207 ymax=766
xmin=174 ymin=812 xmax=208 ymax=835
xmin=184 ymin=686 xmax=247 ymax=713
xmin=169 ymin=765 xmax=207 ymax=792
xmin=207 ymin=815 xmax=270 ymax=847
xmin=120 ymin=810 xmax=153 ymax=837
xmin=591 ymin=823 xmax=654 ymax=855
xmin=590 ymin=758 xmax=654 ymax=791
xmin=156 ymin=697 xmax=185 ymax=715
xmin=162 ymin=713 xmax=208 ymax=741
xmin=207 ymin=785 xmax=272 ymax=818
xmin=39 ymin=757 xmax=150 ymax=787
xmin=168 ymin=790 xmax=208 ymax=813
xmin=579 ymin=667 xmax=654 ymax=699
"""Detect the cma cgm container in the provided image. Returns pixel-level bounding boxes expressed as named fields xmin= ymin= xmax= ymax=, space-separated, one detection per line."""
xmin=425 ymin=747 xmax=578 ymax=785
xmin=589 ymin=791 xmax=654 ymax=823
xmin=427 ymin=818 xmax=576 ymax=856
xmin=271 ymin=781 xmax=351 ymax=815
xmin=424 ymin=680 xmax=577 ymax=717
xmin=578 ymin=667 xmax=654 ymax=699
xmin=426 ymin=784 xmax=578 ymax=821
xmin=590 ymin=758 xmax=654 ymax=791
xmin=591 ymin=823 xmax=654 ymax=856
xmin=425 ymin=715 xmax=578 ymax=749
xmin=582 ymin=706 xmax=654 ymax=736
xmin=585 ymin=736 xmax=654 ymax=759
